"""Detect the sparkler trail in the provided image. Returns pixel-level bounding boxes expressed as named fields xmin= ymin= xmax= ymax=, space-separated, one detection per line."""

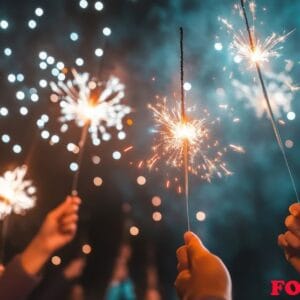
xmin=180 ymin=27 xmax=190 ymax=231
xmin=239 ymin=0 xmax=299 ymax=202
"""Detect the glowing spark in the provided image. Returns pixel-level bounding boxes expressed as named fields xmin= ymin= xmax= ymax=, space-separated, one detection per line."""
xmin=219 ymin=1 xmax=293 ymax=67
xmin=0 ymin=166 xmax=36 ymax=220
xmin=232 ymin=70 xmax=298 ymax=118
xmin=147 ymin=98 xmax=234 ymax=187
xmin=50 ymin=69 xmax=131 ymax=144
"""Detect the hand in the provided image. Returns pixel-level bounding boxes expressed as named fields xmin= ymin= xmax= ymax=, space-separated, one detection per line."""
xmin=35 ymin=195 xmax=81 ymax=254
xmin=0 ymin=264 xmax=4 ymax=277
xmin=175 ymin=231 xmax=232 ymax=300
xmin=64 ymin=257 xmax=86 ymax=280
xmin=278 ymin=203 xmax=300 ymax=273
xmin=21 ymin=196 xmax=81 ymax=275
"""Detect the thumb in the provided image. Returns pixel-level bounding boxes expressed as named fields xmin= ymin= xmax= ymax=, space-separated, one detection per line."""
xmin=184 ymin=231 xmax=209 ymax=267
xmin=51 ymin=196 xmax=72 ymax=219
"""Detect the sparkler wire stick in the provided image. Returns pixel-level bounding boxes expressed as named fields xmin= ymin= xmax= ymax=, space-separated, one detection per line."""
xmin=71 ymin=121 xmax=90 ymax=196
xmin=240 ymin=0 xmax=299 ymax=202
xmin=0 ymin=217 xmax=8 ymax=264
xmin=180 ymin=27 xmax=191 ymax=231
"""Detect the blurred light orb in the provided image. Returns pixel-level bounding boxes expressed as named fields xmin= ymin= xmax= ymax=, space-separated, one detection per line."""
xmin=112 ymin=151 xmax=121 ymax=160
xmin=95 ymin=48 xmax=104 ymax=57
xmin=16 ymin=91 xmax=25 ymax=100
xmin=35 ymin=7 xmax=44 ymax=17
xmin=1 ymin=134 xmax=10 ymax=143
xmin=20 ymin=107 xmax=28 ymax=116
xmin=41 ymin=114 xmax=49 ymax=122
xmin=92 ymin=155 xmax=101 ymax=164
xmin=103 ymin=27 xmax=111 ymax=36
xmin=4 ymin=48 xmax=12 ymax=56
xmin=196 ymin=211 xmax=206 ymax=221
xmin=94 ymin=1 xmax=104 ymax=11
xmin=39 ymin=60 xmax=48 ymax=69
xmin=234 ymin=55 xmax=242 ymax=64
xmin=28 ymin=20 xmax=37 ymax=29
xmin=75 ymin=57 xmax=84 ymax=66
xmin=129 ymin=226 xmax=139 ymax=236
xmin=285 ymin=139 xmax=294 ymax=149
xmin=39 ymin=51 xmax=47 ymax=60
xmin=137 ymin=176 xmax=146 ymax=185
xmin=102 ymin=133 xmax=111 ymax=141
xmin=41 ymin=130 xmax=50 ymax=139
xmin=12 ymin=144 xmax=22 ymax=154
xmin=79 ymin=0 xmax=88 ymax=9
xmin=287 ymin=111 xmax=296 ymax=121
xmin=56 ymin=62 xmax=64 ymax=70
xmin=57 ymin=73 xmax=65 ymax=81
xmin=51 ymin=68 xmax=59 ymax=77
xmin=39 ymin=79 xmax=48 ymax=88
xmin=16 ymin=73 xmax=24 ymax=82
xmin=70 ymin=32 xmax=79 ymax=41
xmin=82 ymin=244 xmax=92 ymax=254
xmin=183 ymin=82 xmax=192 ymax=91
xmin=151 ymin=196 xmax=161 ymax=207
xmin=70 ymin=162 xmax=79 ymax=172
xmin=8 ymin=74 xmax=16 ymax=83
xmin=93 ymin=177 xmax=103 ymax=186
xmin=0 ymin=20 xmax=9 ymax=30
xmin=214 ymin=42 xmax=223 ymax=51
xmin=46 ymin=56 xmax=55 ymax=65
xmin=50 ymin=135 xmax=60 ymax=144
xmin=31 ymin=94 xmax=39 ymax=102
xmin=0 ymin=107 xmax=8 ymax=116
xmin=118 ymin=131 xmax=126 ymax=140
xmin=152 ymin=211 xmax=162 ymax=222
xmin=51 ymin=256 xmax=61 ymax=266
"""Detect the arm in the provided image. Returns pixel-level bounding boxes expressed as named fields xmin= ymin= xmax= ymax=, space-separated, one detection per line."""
xmin=0 ymin=195 xmax=81 ymax=300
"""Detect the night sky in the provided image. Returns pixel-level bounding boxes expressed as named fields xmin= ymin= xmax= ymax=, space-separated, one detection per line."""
xmin=1 ymin=0 xmax=300 ymax=299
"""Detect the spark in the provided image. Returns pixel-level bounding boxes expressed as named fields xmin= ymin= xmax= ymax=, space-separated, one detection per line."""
xmin=0 ymin=166 xmax=36 ymax=220
xmin=219 ymin=1 xmax=293 ymax=67
xmin=232 ymin=70 xmax=298 ymax=118
xmin=146 ymin=98 xmax=235 ymax=188
xmin=50 ymin=69 xmax=131 ymax=145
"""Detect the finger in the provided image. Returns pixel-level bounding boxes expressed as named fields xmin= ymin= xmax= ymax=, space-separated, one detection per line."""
xmin=51 ymin=196 xmax=73 ymax=219
xmin=284 ymin=231 xmax=300 ymax=250
xmin=60 ymin=214 xmax=79 ymax=226
xmin=176 ymin=246 xmax=189 ymax=272
xmin=285 ymin=215 xmax=300 ymax=237
xmin=174 ymin=270 xmax=191 ymax=298
xmin=61 ymin=223 xmax=77 ymax=234
xmin=68 ymin=196 xmax=82 ymax=206
xmin=278 ymin=234 xmax=288 ymax=248
xmin=289 ymin=203 xmax=300 ymax=218
xmin=184 ymin=231 xmax=209 ymax=267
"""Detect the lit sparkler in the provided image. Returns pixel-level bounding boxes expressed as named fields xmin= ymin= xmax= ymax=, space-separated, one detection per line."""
xmin=147 ymin=100 xmax=233 ymax=182
xmin=225 ymin=0 xmax=299 ymax=201
xmin=0 ymin=165 xmax=36 ymax=220
xmin=146 ymin=28 xmax=242 ymax=229
xmin=50 ymin=69 xmax=131 ymax=194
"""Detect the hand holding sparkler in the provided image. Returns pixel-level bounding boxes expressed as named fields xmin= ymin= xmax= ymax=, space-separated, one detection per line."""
xmin=175 ymin=232 xmax=232 ymax=300
xmin=278 ymin=203 xmax=300 ymax=274
xmin=20 ymin=195 xmax=81 ymax=275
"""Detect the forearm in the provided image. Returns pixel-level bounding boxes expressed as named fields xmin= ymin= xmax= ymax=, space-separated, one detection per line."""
xmin=0 ymin=255 xmax=41 ymax=300
xmin=20 ymin=236 xmax=52 ymax=275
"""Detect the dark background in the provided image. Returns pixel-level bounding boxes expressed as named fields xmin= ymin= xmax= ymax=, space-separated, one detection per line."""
xmin=1 ymin=0 xmax=300 ymax=299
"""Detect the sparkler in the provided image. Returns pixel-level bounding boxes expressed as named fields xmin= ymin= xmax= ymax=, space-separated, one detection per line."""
xmin=147 ymin=28 xmax=239 ymax=229
xmin=50 ymin=69 xmax=131 ymax=195
xmin=232 ymin=0 xmax=299 ymax=201
xmin=0 ymin=165 xmax=36 ymax=262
